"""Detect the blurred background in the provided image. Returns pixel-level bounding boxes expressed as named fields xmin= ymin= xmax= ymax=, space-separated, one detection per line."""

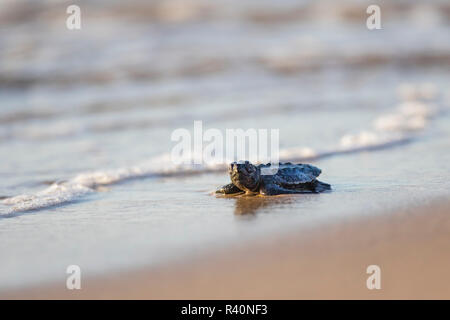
xmin=0 ymin=0 xmax=449 ymax=291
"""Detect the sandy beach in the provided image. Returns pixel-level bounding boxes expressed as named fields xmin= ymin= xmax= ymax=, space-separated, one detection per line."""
xmin=1 ymin=0 xmax=449 ymax=300
xmin=4 ymin=198 xmax=449 ymax=300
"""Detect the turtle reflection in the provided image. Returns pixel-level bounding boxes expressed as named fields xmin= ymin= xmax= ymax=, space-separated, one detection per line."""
xmin=233 ymin=195 xmax=298 ymax=216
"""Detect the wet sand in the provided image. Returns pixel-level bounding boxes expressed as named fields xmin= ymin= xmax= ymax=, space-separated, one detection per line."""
xmin=4 ymin=198 xmax=450 ymax=299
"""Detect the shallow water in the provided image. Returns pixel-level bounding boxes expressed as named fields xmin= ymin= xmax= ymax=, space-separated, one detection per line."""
xmin=0 ymin=0 xmax=449 ymax=290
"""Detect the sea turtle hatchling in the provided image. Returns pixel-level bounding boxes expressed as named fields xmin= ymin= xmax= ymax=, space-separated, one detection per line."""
xmin=216 ymin=161 xmax=331 ymax=196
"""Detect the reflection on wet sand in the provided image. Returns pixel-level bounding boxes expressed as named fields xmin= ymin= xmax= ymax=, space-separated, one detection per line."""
xmin=233 ymin=195 xmax=299 ymax=216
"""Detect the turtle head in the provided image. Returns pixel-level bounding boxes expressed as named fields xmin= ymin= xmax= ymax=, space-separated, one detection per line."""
xmin=228 ymin=161 xmax=260 ymax=192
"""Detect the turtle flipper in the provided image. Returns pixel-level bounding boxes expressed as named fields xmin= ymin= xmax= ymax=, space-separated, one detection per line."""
xmin=311 ymin=180 xmax=331 ymax=192
xmin=216 ymin=183 xmax=244 ymax=195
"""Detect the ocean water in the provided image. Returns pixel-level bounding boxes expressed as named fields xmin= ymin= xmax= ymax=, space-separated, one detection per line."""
xmin=0 ymin=0 xmax=449 ymax=290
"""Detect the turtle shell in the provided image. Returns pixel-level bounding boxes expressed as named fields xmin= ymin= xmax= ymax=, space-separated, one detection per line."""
xmin=258 ymin=162 xmax=322 ymax=185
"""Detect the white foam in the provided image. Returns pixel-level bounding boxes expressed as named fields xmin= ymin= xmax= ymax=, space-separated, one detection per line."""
xmin=374 ymin=101 xmax=435 ymax=132
xmin=2 ymin=183 xmax=94 ymax=214
xmin=340 ymin=85 xmax=443 ymax=152
xmin=0 ymin=154 xmax=229 ymax=215
xmin=340 ymin=130 xmax=401 ymax=149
